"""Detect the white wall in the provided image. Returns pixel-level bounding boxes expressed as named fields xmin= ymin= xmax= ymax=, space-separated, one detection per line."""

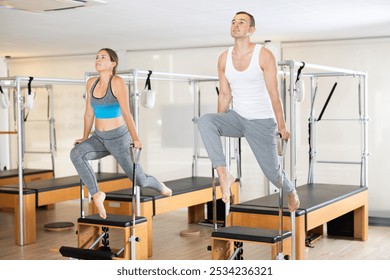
xmin=282 ymin=38 xmax=390 ymax=218
xmin=4 ymin=38 xmax=389 ymax=217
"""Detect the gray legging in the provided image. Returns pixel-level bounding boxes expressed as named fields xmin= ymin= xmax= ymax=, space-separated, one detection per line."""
xmin=197 ymin=109 xmax=294 ymax=193
xmin=70 ymin=124 xmax=162 ymax=196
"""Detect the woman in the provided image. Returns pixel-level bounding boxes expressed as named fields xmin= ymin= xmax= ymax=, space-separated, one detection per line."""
xmin=70 ymin=48 xmax=171 ymax=219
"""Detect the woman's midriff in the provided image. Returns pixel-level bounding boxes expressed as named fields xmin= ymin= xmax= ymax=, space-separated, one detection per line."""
xmin=95 ymin=116 xmax=125 ymax=131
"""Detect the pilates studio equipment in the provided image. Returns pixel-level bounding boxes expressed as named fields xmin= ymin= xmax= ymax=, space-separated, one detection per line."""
xmin=209 ymin=133 xmax=294 ymax=260
xmin=0 ymin=76 xmax=84 ymax=246
xmin=0 ymin=61 xmax=369 ymax=262
xmin=59 ymin=143 xmax=147 ymax=260
xmin=224 ymin=61 xmax=369 ymax=260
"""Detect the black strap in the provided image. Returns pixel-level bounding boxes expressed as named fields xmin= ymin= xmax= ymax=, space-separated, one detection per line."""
xmin=27 ymin=76 xmax=33 ymax=95
xmin=24 ymin=77 xmax=34 ymax=122
xmin=0 ymin=84 xmax=3 ymax=94
xmin=144 ymin=70 xmax=152 ymax=90
xmin=317 ymin=82 xmax=337 ymax=121
xmin=215 ymin=87 xmax=219 ymax=96
xmin=295 ymin=62 xmax=305 ymax=84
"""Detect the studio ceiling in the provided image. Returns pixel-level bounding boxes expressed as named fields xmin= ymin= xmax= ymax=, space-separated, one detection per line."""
xmin=1 ymin=0 xmax=390 ymax=58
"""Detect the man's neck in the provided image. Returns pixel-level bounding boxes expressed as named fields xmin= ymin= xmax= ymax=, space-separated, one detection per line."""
xmin=233 ymin=38 xmax=254 ymax=54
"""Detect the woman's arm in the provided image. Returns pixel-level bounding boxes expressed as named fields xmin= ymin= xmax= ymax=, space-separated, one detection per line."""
xmin=112 ymin=76 xmax=141 ymax=148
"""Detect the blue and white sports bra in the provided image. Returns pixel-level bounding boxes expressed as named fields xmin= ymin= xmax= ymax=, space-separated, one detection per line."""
xmin=90 ymin=77 xmax=122 ymax=119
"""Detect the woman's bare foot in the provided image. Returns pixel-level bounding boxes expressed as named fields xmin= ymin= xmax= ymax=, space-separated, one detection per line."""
xmin=219 ymin=172 xmax=235 ymax=204
xmin=287 ymin=190 xmax=300 ymax=212
xmin=93 ymin=191 xmax=107 ymax=219
xmin=160 ymin=183 xmax=172 ymax=197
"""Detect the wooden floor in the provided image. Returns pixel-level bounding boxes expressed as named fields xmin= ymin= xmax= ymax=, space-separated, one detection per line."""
xmin=1 ymin=199 xmax=390 ymax=260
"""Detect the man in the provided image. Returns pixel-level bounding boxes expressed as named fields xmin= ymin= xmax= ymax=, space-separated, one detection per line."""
xmin=197 ymin=11 xmax=299 ymax=211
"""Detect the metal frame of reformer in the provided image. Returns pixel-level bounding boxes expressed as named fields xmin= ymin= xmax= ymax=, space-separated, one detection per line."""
xmin=0 ymin=76 xmax=85 ymax=245
xmin=230 ymin=60 xmax=368 ymax=260
xmin=277 ymin=60 xmax=368 ymax=188
xmin=0 ymin=81 xmax=60 ymax=173
xmin=214 ymin=61 xmax=368 ymax=260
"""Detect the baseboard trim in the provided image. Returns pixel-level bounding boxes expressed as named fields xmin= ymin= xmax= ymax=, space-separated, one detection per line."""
xmin=369 ymin=216 xmax=390 ymax=227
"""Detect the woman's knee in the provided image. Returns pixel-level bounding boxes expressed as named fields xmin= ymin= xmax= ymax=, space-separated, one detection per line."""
xmin=70 ymin=145 xmax=83 ymax=164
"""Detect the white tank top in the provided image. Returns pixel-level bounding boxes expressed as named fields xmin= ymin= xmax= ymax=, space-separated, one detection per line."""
xmin=225 ymin=44 xmax=275 ymax=120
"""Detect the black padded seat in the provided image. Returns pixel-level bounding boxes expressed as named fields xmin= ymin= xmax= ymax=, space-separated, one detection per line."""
xmin=212 ymin=226 xmax=291 ymax=243
xmin=230 ymin=183 xmax=368 ymax=217
xmin=105 ymin=176 xmax=221 ymax=202
xmin=78 ymin=214 xmax=147 ymax=227
xmin=0 ymin=168 xmax=52 ymax=179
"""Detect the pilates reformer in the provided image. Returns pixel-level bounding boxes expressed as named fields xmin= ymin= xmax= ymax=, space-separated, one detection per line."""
xmin=59 ymin=144 xmax=148 ymax=260
xmin=223 ymin=61 xmax=369 ymax=260
xmin=0 ymin=75 xmax=85 ymax=246
xmin=0 ymin=171 xmax=131 ymax=245
xmin=93 ymin=175 xmax=240 ymax=258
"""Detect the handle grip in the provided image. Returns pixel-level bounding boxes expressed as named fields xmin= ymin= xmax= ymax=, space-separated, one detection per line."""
xmin=130 ymin=143 xmax=142 ymax=163
xmin=275 ymin=133 xmax=288 ymax=157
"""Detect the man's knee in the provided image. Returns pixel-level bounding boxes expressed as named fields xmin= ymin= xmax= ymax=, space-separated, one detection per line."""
xmin=198 ymin=115 xmax=209 ymax=132
xmin=197 ymin=114 xmax=211 ymax=133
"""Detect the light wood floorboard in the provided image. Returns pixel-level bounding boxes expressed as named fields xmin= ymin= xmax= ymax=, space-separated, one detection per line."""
xmin=1 ymin=200 xmax=390 ymax=260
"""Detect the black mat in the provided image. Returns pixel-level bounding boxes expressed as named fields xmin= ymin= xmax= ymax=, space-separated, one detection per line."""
xmin=78 ymin=214 xmax=147 ymax=227
xmin=0 ymin=168 xmax=53 ymax=179
xmin=0 ymin=186 xmax=35 ymax=194
xmin=230 ymin=183 xmax=367 ymax=217
xmin=212 ymin=226 xmax=291 ymax=243
xmin=0 ymin=172 xmax=128 ymax=193
xmin=105 ymin=176 xmax=221 ymax=202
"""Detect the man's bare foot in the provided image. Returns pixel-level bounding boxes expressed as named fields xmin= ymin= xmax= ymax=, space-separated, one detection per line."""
xmin=160 ymin=183 xmax=172 ymax=197
xmin=288 ymin=190 xmax=300 ymax=212
xmin=93 ymin=191 xmax=107 ymax=219
xmin=220 ymin=172 xmax=235 ymax=204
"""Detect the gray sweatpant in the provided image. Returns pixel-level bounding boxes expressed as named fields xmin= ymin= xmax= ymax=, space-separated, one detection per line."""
xmin=197 ymin=110 xmax=294 ymax=193
xmin=70 ymin=124 xmax=162 ymax=196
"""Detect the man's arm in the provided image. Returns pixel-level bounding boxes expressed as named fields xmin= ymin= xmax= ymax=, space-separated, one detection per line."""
xmin=261 ymin=47 xmax=290 ymax=139
xmin=217 ymin=51 xmax=232 ymax=113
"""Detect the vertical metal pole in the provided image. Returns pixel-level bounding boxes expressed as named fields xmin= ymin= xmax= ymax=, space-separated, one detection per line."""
xmin=308 ymin=76 xmax=317 ymax=184
xmin=289 ymin=62 xmax=297 ymax=260
xmin=362 ymin=74 xmax=369 ymax=187
xmin=131 ymin=69 xmax=141 ymax=215
xmin=289 ymin=62 xmax=297 ymax=187
xmin=290 ymin=211 xmax=296 ymax=259
xmin=132 ymin=69 xmax=140 ymax=133
xmin=224 ymin=137 xmax=231 ymax=222
xmin=235 ymin=138 xmax=241 ymax=186
xmin=80 ymin=179 xmax=85 ymax=218
xmin=48 ymin=85 xmax=56 ymax=174
xmin=16 ymin=77 xmax=24 ymax=246
xmin=130 ymin=145 xmax=140 ymax=260
xmin=212 ymin=167 xmax=217 ymax=230
xmin=192 ymin=81 xmax=200 ymax=177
